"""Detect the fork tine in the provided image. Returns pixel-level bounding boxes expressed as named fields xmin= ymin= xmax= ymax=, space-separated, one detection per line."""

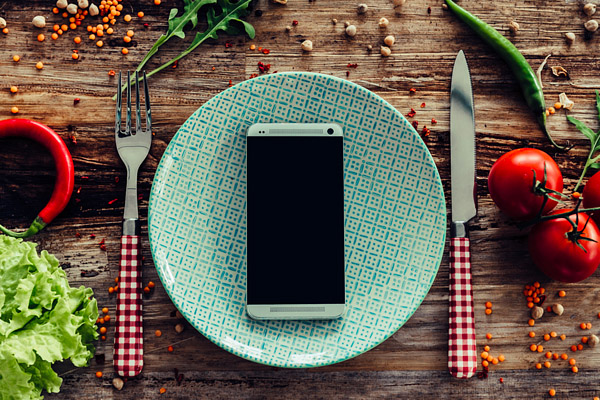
xmin=126 ymin=71 xmax=132 ymax=135
xmin=143 ymin=71 xmax=151 ymax=132
xmin=135 ymin=71 xmax=141 ymax=134
xmin=115 ymin=71 xmax=122 ymax=135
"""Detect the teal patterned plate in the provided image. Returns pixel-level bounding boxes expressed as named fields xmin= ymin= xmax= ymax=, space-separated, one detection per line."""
xmin=148 ymin=72 xmax=446 ymax=368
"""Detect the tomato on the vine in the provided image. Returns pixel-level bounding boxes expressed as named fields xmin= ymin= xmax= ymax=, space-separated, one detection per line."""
xmin=528 ymin=209 xmax=600 ymax=283
xmin=488 ymin=148 xmax=563 ymax=220
xmin=582 ymin=170 xmax=600 ymax=225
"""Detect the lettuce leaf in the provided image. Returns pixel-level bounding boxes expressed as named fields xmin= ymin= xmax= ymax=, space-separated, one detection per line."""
xmin=0 ymin=236 xmax=99 ymax=399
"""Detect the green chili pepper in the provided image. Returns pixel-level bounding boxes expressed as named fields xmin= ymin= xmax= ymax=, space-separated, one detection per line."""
xmin=445 ymin=0 xmax=565 ymax=150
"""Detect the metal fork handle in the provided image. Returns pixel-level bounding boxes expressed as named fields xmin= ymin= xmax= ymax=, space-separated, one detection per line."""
xmin=114 ymin=235 xmax=144 ymax=377
xmin=123 ymin=162 xmax=141 ymax=226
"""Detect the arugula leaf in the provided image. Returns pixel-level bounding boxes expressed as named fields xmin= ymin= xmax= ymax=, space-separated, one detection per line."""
xmin=568 ymin=90 xmax=600 ymax=191
xmin=134 ymin=0 xmax=217 ymax=74
xmin=114 ymin=0 xmax=255 ymax=99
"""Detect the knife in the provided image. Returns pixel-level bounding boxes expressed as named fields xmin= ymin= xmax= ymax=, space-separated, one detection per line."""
xmin=448 ymin=50 xmax=478 ymax=379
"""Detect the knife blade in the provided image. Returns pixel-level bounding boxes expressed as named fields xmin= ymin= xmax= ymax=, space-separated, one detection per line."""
xmin=448 ymin=50 xmax=478 ymax=379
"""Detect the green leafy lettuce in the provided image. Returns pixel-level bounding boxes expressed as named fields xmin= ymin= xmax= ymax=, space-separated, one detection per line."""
xmin=0 ymin=236 xmax=98 ymax=399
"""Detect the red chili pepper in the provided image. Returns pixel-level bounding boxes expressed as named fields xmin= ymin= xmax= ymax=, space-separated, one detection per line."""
xmin=74 ymin=98 xmax=80 ymax=105
xmin=409 ymin=88 xmax=416 ymax=94
xmin=108 ymin=198 xmax=118 ymax=205
xmin=292 ymin=20 xmax=298 ymax=26
xmin=262 ymin=48 xmax=270 ymax=54
xmin=420 ymin=102 xmax=426 ymax=108
xmin=412 ymin=120 xmax=418 ymax=129
xmin=0 ymin=119 xmax=74 ymax=237
xmin=431 ymin=118 xmax=437 ymax=124
xmin=225 ymin=41 xmax=233 ymax=48
xmin=407 ymin=108 xmax=416 ymax=118
xmin=347 ymin=63 xmax=358 ymax=68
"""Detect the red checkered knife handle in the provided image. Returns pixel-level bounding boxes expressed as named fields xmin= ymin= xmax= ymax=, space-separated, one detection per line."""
xmin=114 ymin=235 xmax=144 ymax=377
xmin=448 ymin=237 xmax=477 ymax=379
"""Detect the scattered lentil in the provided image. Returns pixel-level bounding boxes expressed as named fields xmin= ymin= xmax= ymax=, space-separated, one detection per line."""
xmin=95 ymin=371 xmax=103 ymax=378
xmin=10 ymin=106 xmax=19 ymax=114
xmin=378 ymin=17 xmax=389 ymax=28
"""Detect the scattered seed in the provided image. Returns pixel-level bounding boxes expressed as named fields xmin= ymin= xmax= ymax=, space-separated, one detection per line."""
xmin=380 ymin=46 xmax=391 ymax=57
xmin=112 ymin=377 xmax=124 ymax=390
xmin=345 ymin=24 xmax=357 ymax=37
xmin=301 ymin=40 xmax=313 ymax=52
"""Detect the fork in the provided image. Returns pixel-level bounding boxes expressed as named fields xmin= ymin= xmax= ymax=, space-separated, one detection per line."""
xmin=113 ymin=71 xmax=151 ymax=377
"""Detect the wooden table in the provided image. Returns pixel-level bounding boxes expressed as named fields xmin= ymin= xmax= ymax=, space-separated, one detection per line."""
xmin=2 ymin=0 xmax=600 ymax=398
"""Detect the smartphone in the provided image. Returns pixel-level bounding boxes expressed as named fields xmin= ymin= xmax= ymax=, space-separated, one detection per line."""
xmin=246 ymin=123 xmax=345 ymax=320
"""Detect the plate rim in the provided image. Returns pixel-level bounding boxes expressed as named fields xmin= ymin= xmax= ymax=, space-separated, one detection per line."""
xmin=147 ymin=71 xmax=447 ymax=368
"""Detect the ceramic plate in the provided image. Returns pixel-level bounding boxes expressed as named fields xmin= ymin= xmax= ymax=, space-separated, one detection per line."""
xmin=148 ymin=72 xmax=446 ymax=368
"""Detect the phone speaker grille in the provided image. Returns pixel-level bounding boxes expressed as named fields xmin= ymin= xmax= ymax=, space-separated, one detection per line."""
xmin=269 ymin=306 xmax=326 ymax=313
xmin=268 ymin=129 xmax=323 ymax=135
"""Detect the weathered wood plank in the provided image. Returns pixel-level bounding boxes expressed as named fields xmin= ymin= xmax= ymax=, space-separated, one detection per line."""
xmin=2 ymin=0 xmax=600 ymax=398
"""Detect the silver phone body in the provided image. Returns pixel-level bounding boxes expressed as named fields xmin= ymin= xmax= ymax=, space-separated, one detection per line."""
xmin=246 ymin=123 xmax=345 ymax=320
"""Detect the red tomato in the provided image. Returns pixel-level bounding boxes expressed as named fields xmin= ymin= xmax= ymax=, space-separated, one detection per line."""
xmin=582 ymin=170 xmax=600 ymax=225
xmin=488 ymin=148 xmax=563 ymax=220
xmin=528 ymin=209 xmax=600 ymax=283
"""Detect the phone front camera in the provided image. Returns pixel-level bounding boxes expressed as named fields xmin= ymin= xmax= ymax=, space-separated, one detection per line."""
xmin=327 ymin=128 xmax=334 ymax=135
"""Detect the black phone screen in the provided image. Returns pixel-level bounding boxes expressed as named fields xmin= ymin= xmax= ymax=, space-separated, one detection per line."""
xmin=246 ymin=135 xmax=345 ymax=305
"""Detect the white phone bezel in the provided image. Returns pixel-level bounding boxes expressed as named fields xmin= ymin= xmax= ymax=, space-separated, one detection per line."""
xmin=245 ymin=123 xmax=345 ymax=320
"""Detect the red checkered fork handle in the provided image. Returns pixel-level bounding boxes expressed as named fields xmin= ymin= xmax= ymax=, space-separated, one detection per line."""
xmin=114 ymin=235 xmax=144 ymax=377
xmin=448 ymin=237 xmax=477 ymax=379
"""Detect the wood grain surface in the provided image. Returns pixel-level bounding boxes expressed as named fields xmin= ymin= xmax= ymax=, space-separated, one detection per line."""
xmin=2 ymin=0 xmax=600 ymax=398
